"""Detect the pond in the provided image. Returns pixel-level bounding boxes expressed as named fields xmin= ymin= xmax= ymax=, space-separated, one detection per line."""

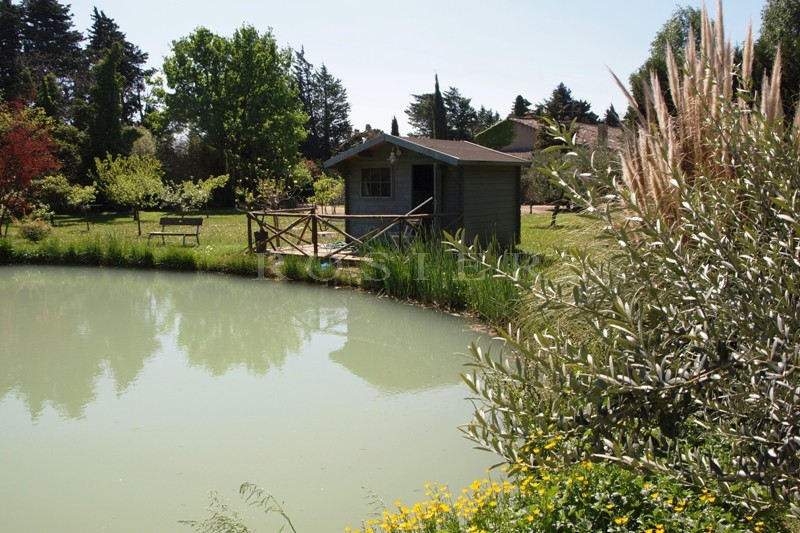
xmin=0 ymin=266 xmax=495 ymax=532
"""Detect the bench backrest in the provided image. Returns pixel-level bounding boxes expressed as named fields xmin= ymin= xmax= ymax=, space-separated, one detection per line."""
xmin=159 ymin=217 xmax=203 ymax=227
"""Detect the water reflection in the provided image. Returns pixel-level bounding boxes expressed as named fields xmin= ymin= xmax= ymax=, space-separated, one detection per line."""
xmin=0 ymin=266 xmax=489 ymax=533
xmin=330 ymin=296 xmax=472 ymax=395
xmin=0 ymin=266 xmax=474 ymax=419
xmin=0 ymin=268 xmax=160 ymax=419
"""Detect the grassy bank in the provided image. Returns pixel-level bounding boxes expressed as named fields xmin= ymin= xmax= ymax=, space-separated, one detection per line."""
xmin=0 ymin=208 xmax=601 ymax=326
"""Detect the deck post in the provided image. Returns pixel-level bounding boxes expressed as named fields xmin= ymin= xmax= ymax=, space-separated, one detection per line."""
xmin=311 ymin=206 xmax=318 ymax=258
xmin=247 ymin=214 xmax=253 ymax=252
xmin=398 ymin=218 xmax=404 ymax=252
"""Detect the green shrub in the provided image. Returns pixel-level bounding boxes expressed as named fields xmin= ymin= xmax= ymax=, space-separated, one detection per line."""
xmin=17 ymin=218 xmax=52 ymax=242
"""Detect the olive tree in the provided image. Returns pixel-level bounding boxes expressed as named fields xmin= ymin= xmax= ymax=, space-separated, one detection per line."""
xmin=455 ymin=4 xmax=800 ymax=516
xmin=160 ymin=174 xmax=228 ymax=215
xmin=94 ymin=154 xmax=163 ymax=235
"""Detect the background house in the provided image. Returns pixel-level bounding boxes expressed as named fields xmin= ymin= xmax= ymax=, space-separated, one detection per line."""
xmin=324 ymin=134 xmax=529 ymax=247
xmin=475 ymin=116 xmax=623 ymax=157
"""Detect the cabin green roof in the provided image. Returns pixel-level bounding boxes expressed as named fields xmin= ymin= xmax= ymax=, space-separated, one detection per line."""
xmin=323 ymin=134 xmax=530 ymax=168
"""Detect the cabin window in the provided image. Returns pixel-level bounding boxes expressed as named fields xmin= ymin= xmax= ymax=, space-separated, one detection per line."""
xmin=360 ymin=167 xmax=392 ymax=198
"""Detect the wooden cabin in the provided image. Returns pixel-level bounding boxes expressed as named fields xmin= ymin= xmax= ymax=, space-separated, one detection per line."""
xmin=323 ymin=134 xmax=529 ymax=247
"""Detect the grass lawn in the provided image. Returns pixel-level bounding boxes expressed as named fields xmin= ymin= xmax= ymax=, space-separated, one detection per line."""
xmin=518 ymin=211 xmax=603 ymax=256
xmin=4 ymin=208 xmax=603 ymax=262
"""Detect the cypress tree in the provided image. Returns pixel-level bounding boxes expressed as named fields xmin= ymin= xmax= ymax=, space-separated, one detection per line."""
xmin=85 ymin=42 xmax=124 ymax=164
xmin=391 ymin=116 xmax=399 ymax=136
xmin=432 ymin=74 xmax=447 ymax=140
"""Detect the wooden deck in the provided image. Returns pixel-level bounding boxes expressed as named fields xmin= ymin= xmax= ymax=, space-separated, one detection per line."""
xmin=246 ymin=207 xmax=462 ymax=261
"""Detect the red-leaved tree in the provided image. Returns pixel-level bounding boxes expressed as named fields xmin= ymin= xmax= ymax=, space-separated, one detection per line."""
xmin=0 ymin=102 xmax=60 ymax=235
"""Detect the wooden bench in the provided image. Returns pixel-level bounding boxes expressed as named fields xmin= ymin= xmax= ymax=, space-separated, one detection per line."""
xmin=148 ymin=217 xmax=203 ymax=245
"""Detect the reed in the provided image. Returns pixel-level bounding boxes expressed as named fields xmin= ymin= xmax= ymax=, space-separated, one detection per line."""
xmin=360 ymin=236 xmax=543 ymax=325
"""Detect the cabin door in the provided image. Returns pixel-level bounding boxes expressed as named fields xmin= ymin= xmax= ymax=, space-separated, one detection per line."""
xmin=412 ymin=165 xmax=435 ymax=213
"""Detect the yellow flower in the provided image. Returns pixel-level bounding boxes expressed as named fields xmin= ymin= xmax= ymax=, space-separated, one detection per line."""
xmin=614 ymin=516 xmax=629 ymax=525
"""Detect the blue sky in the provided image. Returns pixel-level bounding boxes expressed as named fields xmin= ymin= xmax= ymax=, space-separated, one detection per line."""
xmin=64 ymin=0 xmax=764 ymax=134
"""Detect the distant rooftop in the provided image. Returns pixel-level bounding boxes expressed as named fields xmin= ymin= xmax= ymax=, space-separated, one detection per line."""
xmin=324 ymin=134 xmax=530 ymax=168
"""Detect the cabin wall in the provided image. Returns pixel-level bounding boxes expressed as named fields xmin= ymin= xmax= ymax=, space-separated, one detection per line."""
xmin=462 ymin=165 xmax=520 ymax=247
xmin=342 ymin=147 xmax=438 ymax=238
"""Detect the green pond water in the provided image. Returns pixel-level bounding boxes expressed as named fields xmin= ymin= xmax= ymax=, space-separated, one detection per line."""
xmin=0 ymin=266 xmax=497 ymax=532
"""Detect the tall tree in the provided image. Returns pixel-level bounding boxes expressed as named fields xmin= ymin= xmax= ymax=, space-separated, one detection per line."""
xmin=534 ymin=83 xmax=598 ymax=124
xmin=35 ymin=72 xmax=63 ymax=118
xmin=512 ymin=94 xmax=531 ymax=117
xmin=19 ymin=0 xmax=84 ymax=99
xmin=0 ymin=0 xmax=23 ymax=101
xmin=390 ymin=115 xmax=399 ymax=136
xmin=293 ymin=51 xmax=351 ymax=161
xmin=475 ymin=105 xmax=500 ymax=132
xmin=314 ymin=64 xmax=351 ymax=160
xmin=755 ymin=0 xmax=800 ymax=116
xmin=85 ymin=8 xmax=151 ymax=123
xmin=84 ymin=42 xmax=124 ymax=164
xmin=602 ymin=104 xmax=621 ymax=127
xmin=294 ymin=47 xmax=318 ymax=158
xmin=405 ymin=92 xmax=434 ymax=137
xmin=163 ymin=25 xmax=306 ymax=191
xmin=628 ymin=6 xmax=701 ymax=119
xmin=444 ymin=86 xmax=477 ymax=141
xmin=432 ymin=74 xmax=447 ymax=139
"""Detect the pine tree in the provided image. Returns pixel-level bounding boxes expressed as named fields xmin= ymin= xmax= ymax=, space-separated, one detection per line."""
xmin=475 ymin=106 xmax=500 ymax=132
xmin=20 ymin=0 xmax=85 ymax=98
xmin=391 ymin=116 xmax=399 ymax=136
xmin=432 ymin=74 xmax=447 ymax=140
xmin=534 ymin=83 xmax=597 ymax=124
xmin=315 ymin=63 xmax=352 ymax=160
xmin=512 ymin=95 xmax=531 ymax=117
xmin=0 ymin=0 xmax=23 ymax=100
xmin=405 ymin=93 xmax=434 ymax=137
xmin=293 ymin=52 xmax=352 ymax=160
xmin=444 ymin=86 xmax=477 ymax=141
xmin=603 ymin=104 xmax=620 ymax=127
xmin=85 ymin=8 xmax=151 ymax=123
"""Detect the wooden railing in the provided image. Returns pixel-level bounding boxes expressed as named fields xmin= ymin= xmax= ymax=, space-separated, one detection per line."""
xmin=246 ymin=207 xmax=462 ymax=260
